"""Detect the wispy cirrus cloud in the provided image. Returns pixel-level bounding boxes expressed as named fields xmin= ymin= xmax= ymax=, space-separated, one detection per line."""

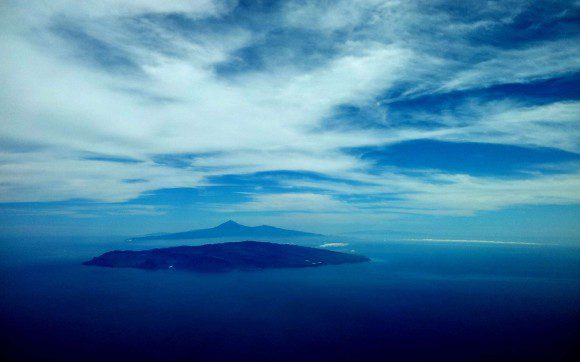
xmin=416 ymin=100 xmax=580 ymax=152
xmin=0 ymin=203 xmax=168 ymax=218
xmin=438 ymin=40 xmax=580 ymax=93
xmin=0 ymin=0 xmax=579 ymax=233
xmin=238 ymin=168 xmax=580 ymax=217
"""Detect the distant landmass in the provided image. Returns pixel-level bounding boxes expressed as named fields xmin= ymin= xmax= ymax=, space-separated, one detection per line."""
xmin=83 ymin=241 xmax=369 ymax=272
xmin=127 ymin=220 xmax=323 ymax=241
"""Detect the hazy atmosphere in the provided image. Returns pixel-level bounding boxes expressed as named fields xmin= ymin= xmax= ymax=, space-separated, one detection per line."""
xmin=1 ymin=0 xmax=579 ymax=240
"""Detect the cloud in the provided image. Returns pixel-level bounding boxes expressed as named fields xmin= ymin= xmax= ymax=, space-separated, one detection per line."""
xmin=275 ymin=167 xmax=580 ymax=216
xmin=399 ymin=171 xmax=580 ymax=214
xmin=421 ymin=100 xmax=580 ymax=152
xmin=283 ymin=0 xmax=387 ymax=33
xmin=319 ymin=243 xmax=349 ymax=247
xmin=406 ymin=238 xmax=543 ymax=245
xmin=0 ymin=203 xmax=167 ymax=218
xmin=0 ymin=0 xmax=578 ymax=223
xmin=439 ymin=39 xmax=580 ymax=92
xmin=11 ymin=0 xmax=236 ymax=21
xmin=224 ymin=193 xmax=347 ymax=212
xmin=0 ymin=150 xmax=203 ymax=202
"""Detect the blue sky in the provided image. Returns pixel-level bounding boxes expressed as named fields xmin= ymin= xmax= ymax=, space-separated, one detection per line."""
xmin=0 ymin=0 xmax=579 ymax=240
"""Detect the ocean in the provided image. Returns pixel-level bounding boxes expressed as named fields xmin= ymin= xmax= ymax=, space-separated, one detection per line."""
xmin=1 ymin=237 xmax=579 ymax=361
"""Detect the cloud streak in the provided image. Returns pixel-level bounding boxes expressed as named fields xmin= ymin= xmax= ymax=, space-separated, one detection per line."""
xmin=407 ymin=238 xmax=543 ymax=245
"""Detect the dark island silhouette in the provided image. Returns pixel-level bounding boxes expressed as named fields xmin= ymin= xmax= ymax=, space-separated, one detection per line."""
xmin=126 ymin=220 xmax=323 ymax=241
xmin=83 ymin=241 xmax=369 ymax=272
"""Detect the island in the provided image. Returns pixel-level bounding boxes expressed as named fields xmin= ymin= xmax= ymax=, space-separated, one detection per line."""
xmin=83 ymin=241 xmax=370 ymax=272
xmin=126 ymin=220 xmax=323 ymax=242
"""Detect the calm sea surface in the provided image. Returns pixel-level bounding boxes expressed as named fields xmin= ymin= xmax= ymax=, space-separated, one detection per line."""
xmin=1 ymin=237 xmax=579 ymax=361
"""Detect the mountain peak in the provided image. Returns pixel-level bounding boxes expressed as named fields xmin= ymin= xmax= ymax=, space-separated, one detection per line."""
xmin=216 ymin=220 xmax=243 ymax=228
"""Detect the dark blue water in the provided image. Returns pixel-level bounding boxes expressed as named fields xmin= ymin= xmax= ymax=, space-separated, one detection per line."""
xmin=1 ymin=237 xmax=579 ymax=361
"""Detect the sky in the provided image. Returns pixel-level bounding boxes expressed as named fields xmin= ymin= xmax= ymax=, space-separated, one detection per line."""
xmin=0 ymin=0 xmax=579 ymax=241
